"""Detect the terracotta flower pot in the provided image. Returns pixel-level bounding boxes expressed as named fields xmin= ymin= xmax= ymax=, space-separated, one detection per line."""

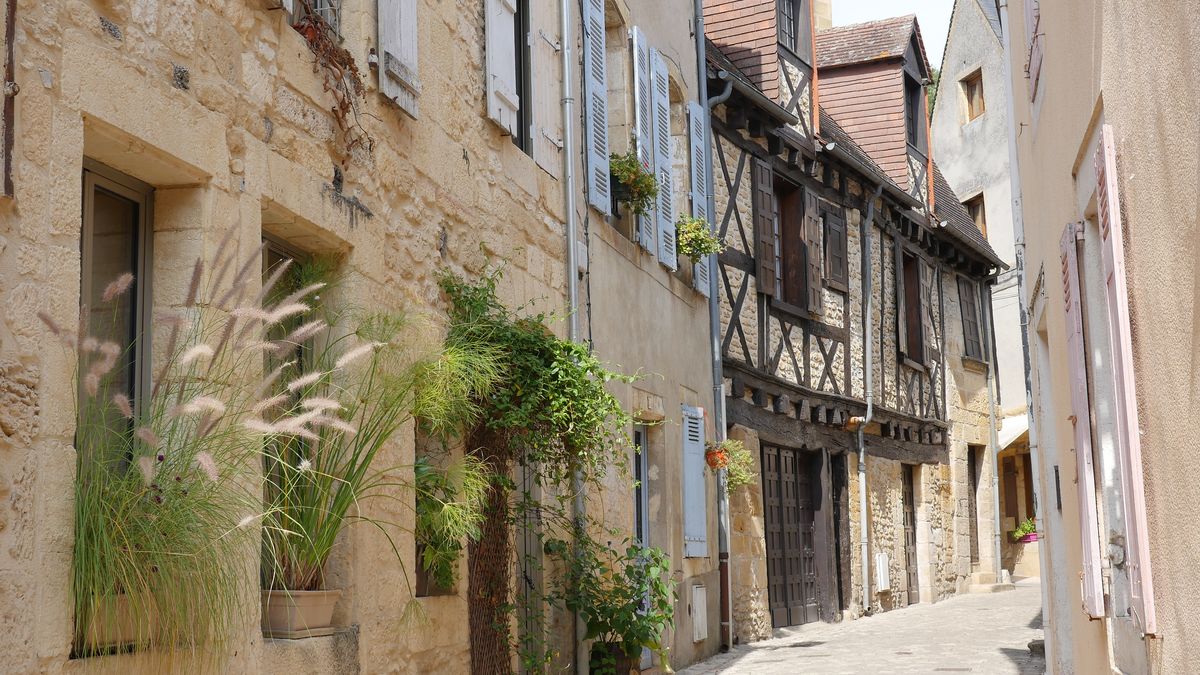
xmin=706 ymin=449 xmax=729 ymax=470
xmin=262 ymin=589 xmax=342 ymax=639
xmin=80 ymin=593 xmax=153 ymax=652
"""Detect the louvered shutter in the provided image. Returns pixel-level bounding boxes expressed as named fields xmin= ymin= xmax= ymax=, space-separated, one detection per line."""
xmin=1025 ymin=0 xmax=1043 ymax=97
xmin=804 ymin=190 xmax=822 ymax=313
xmin=689 ymin=102 xmax=712 ymax=296
xmin=824 ymin=210 xmax=848 ymax=289
xmin=682 ymin=405 xmax=708 ymax=558
xmin=631 ymin=27 xmax=657 ymax=253
xmin=895 ymin=237 xmax=908 ymax=357
xmin=957 ymin=277 xmax=983 ymax=360
xmin=378 ymin=0 xmax=420 ymax=117
xmin=753 ymin=158 xmax=776 ymax=296
xmin=1095 ymin=124 xmax=1156 ymax=635
xmin=582 ymin=0 xmax=609 ymax=213
xmin=651 ymin=50 xmax=677 ymax=270
xmin=485 ymin=0 xmax=520 ymax=135
xmin=1059 ymin=221 xmax=1106 ymax=619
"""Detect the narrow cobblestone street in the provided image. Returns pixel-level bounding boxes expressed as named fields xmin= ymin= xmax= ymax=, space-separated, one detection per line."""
xmin=681 ymin=580 xmax=1045 ymax=674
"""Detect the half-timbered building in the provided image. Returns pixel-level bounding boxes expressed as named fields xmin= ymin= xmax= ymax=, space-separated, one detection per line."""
xmin=702 ymin=4 xmax=1007 ymax=641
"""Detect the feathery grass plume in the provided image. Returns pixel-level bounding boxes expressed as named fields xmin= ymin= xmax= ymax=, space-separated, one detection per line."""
xmin=252 ymin=394 xmax=290 ymax=415
xmin=137 ymin=456 xmax=156 ymax=486
xmin=266 ymin=303 xmax=310 ymax=326
xmin=272 ymin=283 xmax=326 ymax=313
xmin=81 ymin=337 xmax=99 ymax=352
xmin=301 ymin=397 xmax=342 ymax=412
xmin=215 ymin=241 xmax=267 ymax=309
xmin=243 ymin=418 xmax=279 ymax=435
xmin=37 ymin=311 xmax=64 ymax=337
xmin=135 ymin=426 xmax=161 ymax=449
xmin=205 ymin=226 xmax=238 ymax=301
xmin=112 ymin=393 xmax=134 ymax=419
xmin=184 ymin=258 xmax=205 ymax=307
xmin=83 ymin=372 xmax=99 ymax=396
xmin=286 ymin=371 xmax=323 ymax=393
xmin=283 ymin=319 xmax=326 ymax=345
xmin=194 ymin=452 xmax=219 ymax=482
xmin=257 ymin=258 xmax=293 ymax=305
xmin=312 ymin=415 xmax=356 ymax=436
xmin=180 ymin=344 xmax=216 ymax=366
xmin=181 ymin=395 xmax=227 ymax=417
xmin=100 ymin=272 xmax=135 ymax=302
xmin=334 ymin=342 xmax=378 ymax=369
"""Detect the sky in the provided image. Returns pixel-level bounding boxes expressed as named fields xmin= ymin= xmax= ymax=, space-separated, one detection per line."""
xmin=833 ymin=0 xmax=954 ymax=69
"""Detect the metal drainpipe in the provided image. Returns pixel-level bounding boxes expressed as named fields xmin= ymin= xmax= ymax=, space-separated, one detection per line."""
xmin=700 ymin=33 xmax=734 ymax=644
xmin=982 ymin=276 xmax=1004 ymax=583
xmin=559 ymin=0 xmax=585 ymax=671
xmin=851 ymin=182 xmax=885 ymax=615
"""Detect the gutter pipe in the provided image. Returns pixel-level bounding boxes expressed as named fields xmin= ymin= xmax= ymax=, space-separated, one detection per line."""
xmin=559 ymin=1 xmax=585 ymax=671
xmin=701 ymin=27 xmax=735 ymax=647
xmin=851 ymin=182 xmax=885 ymax=615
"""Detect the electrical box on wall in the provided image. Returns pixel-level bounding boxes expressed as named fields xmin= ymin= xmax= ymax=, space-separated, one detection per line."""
xmin=691 ymin=584 xmax=707 ymax=642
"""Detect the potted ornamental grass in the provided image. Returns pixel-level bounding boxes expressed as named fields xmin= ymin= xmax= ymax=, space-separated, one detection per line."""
xmin=259 ymin=264 xmax=496 ymax=637
xmin=548 ymin=536 xmax=676 ymax=675
xmin=610 ymin=143 xmax=658 ymax=218
xmin=46 ymin=238 xmax=305 ymax=666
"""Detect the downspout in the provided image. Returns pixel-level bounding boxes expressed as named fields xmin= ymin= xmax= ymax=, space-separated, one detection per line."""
xmin=982 ymin=275 xmax=1004 ymax=583
xmin=702 ymin=42 xmax=734 ymax=646
xmin=851 ymin=182 xmax=885 ymax=615
xmin=559 ymin=0 xmax=584 ymax=671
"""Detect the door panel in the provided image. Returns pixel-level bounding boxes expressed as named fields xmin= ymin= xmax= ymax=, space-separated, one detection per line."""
xmin=761 ymin=444 xmax=822 ymax=627
xmin=903 ymin=467 xmax=919 ymax=605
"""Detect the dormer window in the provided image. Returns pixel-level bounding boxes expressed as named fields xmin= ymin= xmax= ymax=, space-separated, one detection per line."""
xmin=905 ymin=74 xmax=923 ymax=146
xmin=778 ymin=0 xmax=812 ymax=61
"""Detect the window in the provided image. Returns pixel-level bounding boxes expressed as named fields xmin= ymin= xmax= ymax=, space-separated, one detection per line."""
xmin=823 ymin=206 xmax=848 ymax=292
xmin=900 ymin=250 xmax=925 ymax=363
xmin=81 ymin=163 xmax=153 ymax=417
xmin=633 ymin=426 xmax=649 ymax=546
xmin=778 ymin=0 xmax=812 ymax=60
xmin=776 ymin=182 xmax=807 ymax=307
xmin=905 ymin=75 xmax=923 ymax=146
xmin=292 ymin=0 xmax=342 ymax=37
xmin=964 ymin=194 xmax=987 ymax=237
xmin=485 ymin=0 xmax=531 ymax=152
xmin=957 ymin=277 xmax=984 ymax=360
xmin=752 ymin=159 xmax=822 ymax=313
xmin=960 ymin=69 xmax=985 ymax=121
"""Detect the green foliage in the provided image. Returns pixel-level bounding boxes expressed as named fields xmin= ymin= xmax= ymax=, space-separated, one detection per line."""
xmin=1011 ymin=517 xmax=1037 ymax=542
xmin=675 ymin=215 xmax=724 ymax=261
xmin=414 ymin=455 xmax=490 ymax=589
xmin=707 ymin=439 xmax=756 ymax=492
xmin=609 ymin=144 xmax=659 ymax=217
xmin=545 ymin=536 xmax=676 ymax=674
xmin=928 ymin=68 xmax=941 ymax=114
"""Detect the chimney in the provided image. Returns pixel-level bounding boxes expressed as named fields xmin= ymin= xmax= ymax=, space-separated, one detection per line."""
xmin=813 ymin=0 xmax=833 ymax=31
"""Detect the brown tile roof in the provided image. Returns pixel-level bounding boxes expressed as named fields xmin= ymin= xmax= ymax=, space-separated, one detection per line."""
xmin=815 ymin=15 xmax=930 ymax=76
xmin=932 ymin=163 xmax=1006 ymax=268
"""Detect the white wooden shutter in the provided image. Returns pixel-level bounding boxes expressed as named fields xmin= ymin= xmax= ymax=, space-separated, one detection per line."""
xmin=1059 ymin=221 xmax=1105 ymax=619
xmin=689 ymin=101 xmax=711 ymax=296
xmin=651 ymin=49 xmax=677 ymax=271
xmin=485 ymin=0 xmax=520 ymax=135
xmin=378 ymin=0 xmax=421 ymax=117
xmin=682 ymin=405 xmax=708 ymax=557
xmin=1095 ymin=124 xmax=1156 ymax=635
xmin=531 ymin=9 xmax=562 ymax=175
xmin=582 ymin=0 xmax=609 ymax=212
xmin=631 ymin=27 xmax=657 ymax=254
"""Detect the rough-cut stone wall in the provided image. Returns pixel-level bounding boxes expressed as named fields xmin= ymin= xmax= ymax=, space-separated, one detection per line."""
xmin=726 ymin=424 xmax=772 ymax=643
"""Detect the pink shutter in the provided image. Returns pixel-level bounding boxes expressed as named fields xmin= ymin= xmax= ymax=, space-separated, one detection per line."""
xmin=1059 ymin=222 xmax=1105 ymax=619
xmin=1096 ymin=124 xmax=1156 ymax=635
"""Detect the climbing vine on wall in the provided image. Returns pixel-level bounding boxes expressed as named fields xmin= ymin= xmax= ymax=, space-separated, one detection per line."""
xmin=292 ymin=1 xmax=372 ymax=160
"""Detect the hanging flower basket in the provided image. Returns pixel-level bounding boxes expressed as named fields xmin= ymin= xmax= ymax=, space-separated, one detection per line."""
xmin=705 ymin=447 xmax=730 ymax=470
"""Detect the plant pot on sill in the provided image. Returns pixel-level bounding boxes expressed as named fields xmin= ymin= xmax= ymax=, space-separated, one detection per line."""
xmin=1018 ymin=533 xmax=1039 ymax=544
xmin=79 ymin=593 xmax=154 ymax=653
xmin=589 ymin=641 xmax=638 ymax=675
xmin=611 ymin=175 xmax=633 ymax=204
xmin=262 ymin=589 xmax=342 ymax=639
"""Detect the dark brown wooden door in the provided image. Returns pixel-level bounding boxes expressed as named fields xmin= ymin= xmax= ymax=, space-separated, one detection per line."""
xmin=762 ymin=445 xmax=820 ymax=627
xmin=968 ymin=446 xmax=981 ymax=564
xmin=902 ymin=467 xmax=919 ymax=605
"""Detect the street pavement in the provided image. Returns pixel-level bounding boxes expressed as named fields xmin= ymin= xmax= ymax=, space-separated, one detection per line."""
xmin=679 ymin=578 xmax=1045 ymax=674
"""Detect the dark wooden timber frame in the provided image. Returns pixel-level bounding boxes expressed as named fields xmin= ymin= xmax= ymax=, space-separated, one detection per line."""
xmin=2 ymin=0 xmax=16 ymax=197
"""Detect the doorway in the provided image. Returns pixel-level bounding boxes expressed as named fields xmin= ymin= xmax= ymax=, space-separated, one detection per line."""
xmin=902 ymin=466 xmax=919 ymax=605
xmin=761 ymin=444 xmax=821 ymax=627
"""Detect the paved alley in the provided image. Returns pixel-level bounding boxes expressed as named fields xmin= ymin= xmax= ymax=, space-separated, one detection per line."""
xmin=681 ymin=579 xmax=1045 ymax=675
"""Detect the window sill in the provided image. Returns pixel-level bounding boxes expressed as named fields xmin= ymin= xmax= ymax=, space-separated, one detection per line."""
xmin=824 ymin=279 xmax=848 ymax=294
xmin=900 ymin=356 xmax=927 ymax=373
xmin=770 ymin=297 xmax=818 ymax=323
xmin=960 ymin=355 xmax=990 ymax=374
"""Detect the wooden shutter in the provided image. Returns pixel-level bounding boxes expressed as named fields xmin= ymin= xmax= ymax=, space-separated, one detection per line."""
xmin=651 ymin=49 xmax=677 ymax=270
xmin=1024 ymin=0 xmax=1043 ymax=97
xmin=530 ymin=5 xmax=562 ymax=175
xmin=803 ymin=191 xmax=822 ymax=313
xmin=895 ymin=237 xmax=908 ymax=357
xmin=1095 ymin=124 xmax=1156 ymax=635
xmin=824 ymin=209 xmax=848 ymax=290
xmin=581 ymin=0 xmax=610 ymax=214
xmin=378 ymin=0 xmax=420 ymax=117
xmin=682 ymin=405 xmax=708 ymax=557
xmin=485 ymin=0 xmax=520 ymax=135
xmin=1059 ymin=221 xmax=1106 ymax=619
xmin=631 ymin=27 xmax=657 ymax=253
xmin=689 ymin=102 xmax=711 ymax=296
xmin=753 ymin=158 xmax=776 ymax=297
xmin=957 ymin=277 xmax=983 ymax=360
xmin=918 ymin=260 xmax=931 ymax=364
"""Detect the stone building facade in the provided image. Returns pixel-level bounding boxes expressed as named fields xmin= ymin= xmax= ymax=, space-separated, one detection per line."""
xmin=0 ymin=0 xmax=720 ymax=672
xmin=702 ymin=3 xmax=1006 ymax=644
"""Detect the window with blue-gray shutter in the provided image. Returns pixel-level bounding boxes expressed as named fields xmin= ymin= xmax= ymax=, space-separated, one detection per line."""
xmin=582 ymin=0 xmax=609 ymax=213
xmin=631 ymin=27 xmax=656 ymax=254
xmin=651 ymin=49 xmax=676 ymax=270
xmin=485 ymin=0 xmax=521 ymax=136
xmin=689 ymin=101 xmax=711 ymax=296
xmin=682 ymin=405 xmax=708 ymax=557
xmin=377 ymin=0 xmax=421 ymax=117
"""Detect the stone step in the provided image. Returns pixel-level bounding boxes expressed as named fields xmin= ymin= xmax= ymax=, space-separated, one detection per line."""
xmin=969 ymin=582 xmax=1017 ymax=593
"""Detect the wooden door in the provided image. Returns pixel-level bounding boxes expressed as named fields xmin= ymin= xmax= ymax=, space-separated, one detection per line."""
xmin=967 ymin=446 xmax=981 ymax=565
xmin=762 ymin=445 xmax=821 ymax=627
xmin=902 ymin=467 xmax=919 ymax=605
